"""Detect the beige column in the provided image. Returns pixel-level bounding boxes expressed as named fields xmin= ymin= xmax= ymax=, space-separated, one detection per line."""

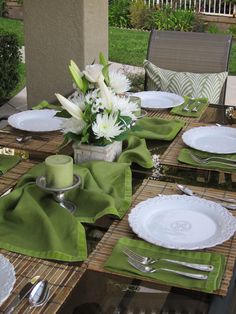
xmin=23 ymin=0 xmax=108 ymax=107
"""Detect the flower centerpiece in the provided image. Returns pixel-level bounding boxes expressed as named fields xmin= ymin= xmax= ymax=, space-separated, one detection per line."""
xmin=55 ymin=53 xmax=139 ymax=163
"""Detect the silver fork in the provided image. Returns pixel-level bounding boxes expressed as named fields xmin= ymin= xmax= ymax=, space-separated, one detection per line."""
xmin=127 ymin=258 xmax=208 ymax=280
xmin=123 ymin=247 xmax=213 ymax=272
xmin=189 ymin=152 xmax=236 ymax=167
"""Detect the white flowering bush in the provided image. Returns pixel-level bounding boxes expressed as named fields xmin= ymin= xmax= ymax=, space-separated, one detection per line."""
xmin=55 ymin=53 xmax=139 ymax=146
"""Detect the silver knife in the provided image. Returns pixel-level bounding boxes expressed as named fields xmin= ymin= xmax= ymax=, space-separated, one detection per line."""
xmin=4 ymin=276 xmax=40 ymax=314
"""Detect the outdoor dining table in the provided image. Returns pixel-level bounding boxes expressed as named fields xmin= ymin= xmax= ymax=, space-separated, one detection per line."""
xmin=0 ymin=103 xmax=235 ymax=314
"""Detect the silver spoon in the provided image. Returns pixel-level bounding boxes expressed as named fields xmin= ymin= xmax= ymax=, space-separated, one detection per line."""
xmin=28 ymin=280 xmax=49 ymax=308
xmin=176 ymin=184 xmax=236 ymax=209
xmin=16 ymin=135 xmax=33 ymax=143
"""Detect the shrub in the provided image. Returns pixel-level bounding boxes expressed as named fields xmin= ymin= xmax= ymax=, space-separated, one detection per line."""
xmin=206 ymin=23 xmax=221 ymax=34
xmin=129 ymin=0 xmax=153 ymax=30
xmin=109 ymin=0 xmax=132 ymax=28
xmin=152 ymin=6 xmax=204 ymax=32
xmin=0 ymin=30 xmax=20 ymax=103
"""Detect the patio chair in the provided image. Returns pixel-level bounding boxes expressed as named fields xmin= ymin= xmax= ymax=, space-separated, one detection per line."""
xmin=144 ymin=30 xmax=232 ymax=104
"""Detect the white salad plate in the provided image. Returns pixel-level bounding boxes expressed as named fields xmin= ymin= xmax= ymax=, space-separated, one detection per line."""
xmin=0 ymin=254 xmax=15 ymax=306
xmin=128 ymin=195 xmax=236 ymax=250
xmin=133 ymin=91 xmax=184 ymax=109
xmin=182 ymin=126 xmax=236 ymax=154
xmin=8 ymin=109 xmax=64 ymax=132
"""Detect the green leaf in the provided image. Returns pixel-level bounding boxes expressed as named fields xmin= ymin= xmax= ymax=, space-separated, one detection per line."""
xmin=55 ymin=110 xmax=71 ymax=118
xmin=119 ymin=115 xmax=132 ymax=126
xmin=99 ymin=52 xmax=108 ymax=66
xmin=114 ymin=131 xmax=129 ymax=141
xmin=32 ymin=100 xmax=61 ymax=110
xmin=102 ymin=64 xmax=110 ymax=86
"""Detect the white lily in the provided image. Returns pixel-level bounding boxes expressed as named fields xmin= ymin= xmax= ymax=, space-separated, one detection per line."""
xmin=60 ymin=117 xmax=86 ymax=135
xmin=83 ymin=64 xmax=103 ymax=83
xmin=55 ymin=93 xmax=84 ymax=120
xmin=97 ymin=75 xmax=113 ymax=110
xmin=69 ymin=60 xmax=84 ymax=92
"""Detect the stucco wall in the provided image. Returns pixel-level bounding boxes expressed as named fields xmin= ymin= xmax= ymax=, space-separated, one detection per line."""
xmin=24 ymin=0 xmax=108 ymax=107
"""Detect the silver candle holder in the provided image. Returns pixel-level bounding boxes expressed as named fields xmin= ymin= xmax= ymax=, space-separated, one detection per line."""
xmin=36 ymin=174 xmax=81 ymax=214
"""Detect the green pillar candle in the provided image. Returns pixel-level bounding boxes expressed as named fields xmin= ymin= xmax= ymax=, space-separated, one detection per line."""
xmin=45 ymin=155 xmax=73 ymax=189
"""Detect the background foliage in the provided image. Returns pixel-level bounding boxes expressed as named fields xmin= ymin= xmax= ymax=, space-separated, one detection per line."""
xmin=0 ymin=30 xmax=20 ymax=102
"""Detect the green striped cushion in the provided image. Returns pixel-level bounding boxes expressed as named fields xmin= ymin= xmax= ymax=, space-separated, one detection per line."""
xmin=144 ymin=60 xmax=228 ymax=104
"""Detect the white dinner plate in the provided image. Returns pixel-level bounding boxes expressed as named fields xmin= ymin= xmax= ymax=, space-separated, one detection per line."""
xmin=128 ymin=195 xmax=236 ymax=250
xmin=8 ymin=110 xmax=64 ymax=132
xmin=182 ymin=126 xmax=236 ymax=154
xmin=133 ymin=91 xmax=184 ymax=109
xmin=0 ymin=254 xmax=15 ymax=305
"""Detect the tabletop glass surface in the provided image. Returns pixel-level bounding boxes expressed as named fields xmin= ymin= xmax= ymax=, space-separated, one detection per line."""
xmin=57 ymin=104 xmax=236 ymax=314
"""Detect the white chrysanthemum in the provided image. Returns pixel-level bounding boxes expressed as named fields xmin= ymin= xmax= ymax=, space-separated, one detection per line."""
xmin=68 ymin=91 xmax=86 ymax=111
xmin=111 ymin=95 xmax=138 ymax=120
xmin=109 ymin=70 xmax=131 ymax=94
xmin=85 ymin=89 xmax=100 ymax=104
xmin=92 ymin=113 xmax=124 ymax=141
xmin=61 ymin=117 xmax=86 ymax=135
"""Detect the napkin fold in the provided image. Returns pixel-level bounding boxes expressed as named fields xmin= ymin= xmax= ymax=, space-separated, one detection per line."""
xmin=0 ymin=155 xmax=21 ymax=175
xmin=171 ymin=98 xmax=208 ymax=117
xmin=130 ymin=117 xmax=185 ymax=141
xmin=105 ymin=237 xmax=226 ymax=293
xmin=0 ymin=161 xmax=132 ymax=261
xmin=118 ymin=135 xmax=154 ymax=168
xmin=178 ymin=148 xmax=236 ymax=173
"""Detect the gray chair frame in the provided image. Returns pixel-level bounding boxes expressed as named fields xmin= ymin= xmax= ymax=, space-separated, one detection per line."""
xmin=144 ymin=30 xmax=232 ymax=104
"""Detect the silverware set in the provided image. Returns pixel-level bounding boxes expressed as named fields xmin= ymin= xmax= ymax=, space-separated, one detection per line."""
xmin=182 ymin=99 xmax=201 ymax=113
xmin=4 ymin=276 xmax=49 ymax=314
xmin=177 ymin=184 xmax=236 ymax=210
xmin=123 ymin=247 xmax=211 ymax=280
xmin=189 ymin=151 xmax=236 ymax=167
xmin=0 ymin=129 xmax=49 ymax=143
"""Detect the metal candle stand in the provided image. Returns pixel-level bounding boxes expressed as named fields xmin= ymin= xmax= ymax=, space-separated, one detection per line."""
xmin=36 ymin=175 xmax=80 ymax=214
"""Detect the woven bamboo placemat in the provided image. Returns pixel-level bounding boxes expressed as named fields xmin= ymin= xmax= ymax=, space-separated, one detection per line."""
xmin=0 ymin=159 xmax=38 ymax=196
xmin=86 ymin=179 xmax=236 ymax=296
xmin=0 ymin=249 xmax=87 ymax=313
xmin=0 ymin=127 xmax=72 ymax=160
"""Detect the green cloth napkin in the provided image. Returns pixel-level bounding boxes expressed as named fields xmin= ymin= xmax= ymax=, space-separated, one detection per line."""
xmin=171 ymin=98 xmax=208 ymax=117
xmin=130 ymin=117 xmax=185 ymax=141
xmin=105 ymin=237 xmax=226 ymax=293
xmin=178 ymin=148 xmax=236 ymax=173
xmin=118 ymin=135 xmax=154 ymax=168
xmin=0 ymin=155 xmax=21 ymax=175
xmin=0 ymin=161 xmax=132 ymax=261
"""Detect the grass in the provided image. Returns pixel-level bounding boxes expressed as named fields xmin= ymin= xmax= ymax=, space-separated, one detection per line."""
xmin=109 ymin=27 xmax=149 ymax=66
xmin=0 ymin=17 xmax=235 ymax=87
xmin=0 ymin=17 xmax=24 ymax=46
xmin=109 ymin=27 xmax=236 ymax=75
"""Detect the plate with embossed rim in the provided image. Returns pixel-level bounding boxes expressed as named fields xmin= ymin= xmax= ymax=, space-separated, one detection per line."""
xmin=133 ymin=91 xmax=184 ymax=109
xmin=182 ymin=126 xmax=236 ymax=154
xmin=8 ymin=110 xmax=65 ymax=132
xmin=0 ymin=254 xmax=16 ymax=305
xmin=128 ymin=195 xmax=236 ymax=250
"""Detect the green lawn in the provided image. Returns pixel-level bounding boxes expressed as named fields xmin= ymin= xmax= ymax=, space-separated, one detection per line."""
xmin=0 ymin=18 xmax=235 ymax=74
xmin=109 ymin=27 xmax=149 ymax=66
xmin=0 ymin=17 xmax=24 ymax=46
